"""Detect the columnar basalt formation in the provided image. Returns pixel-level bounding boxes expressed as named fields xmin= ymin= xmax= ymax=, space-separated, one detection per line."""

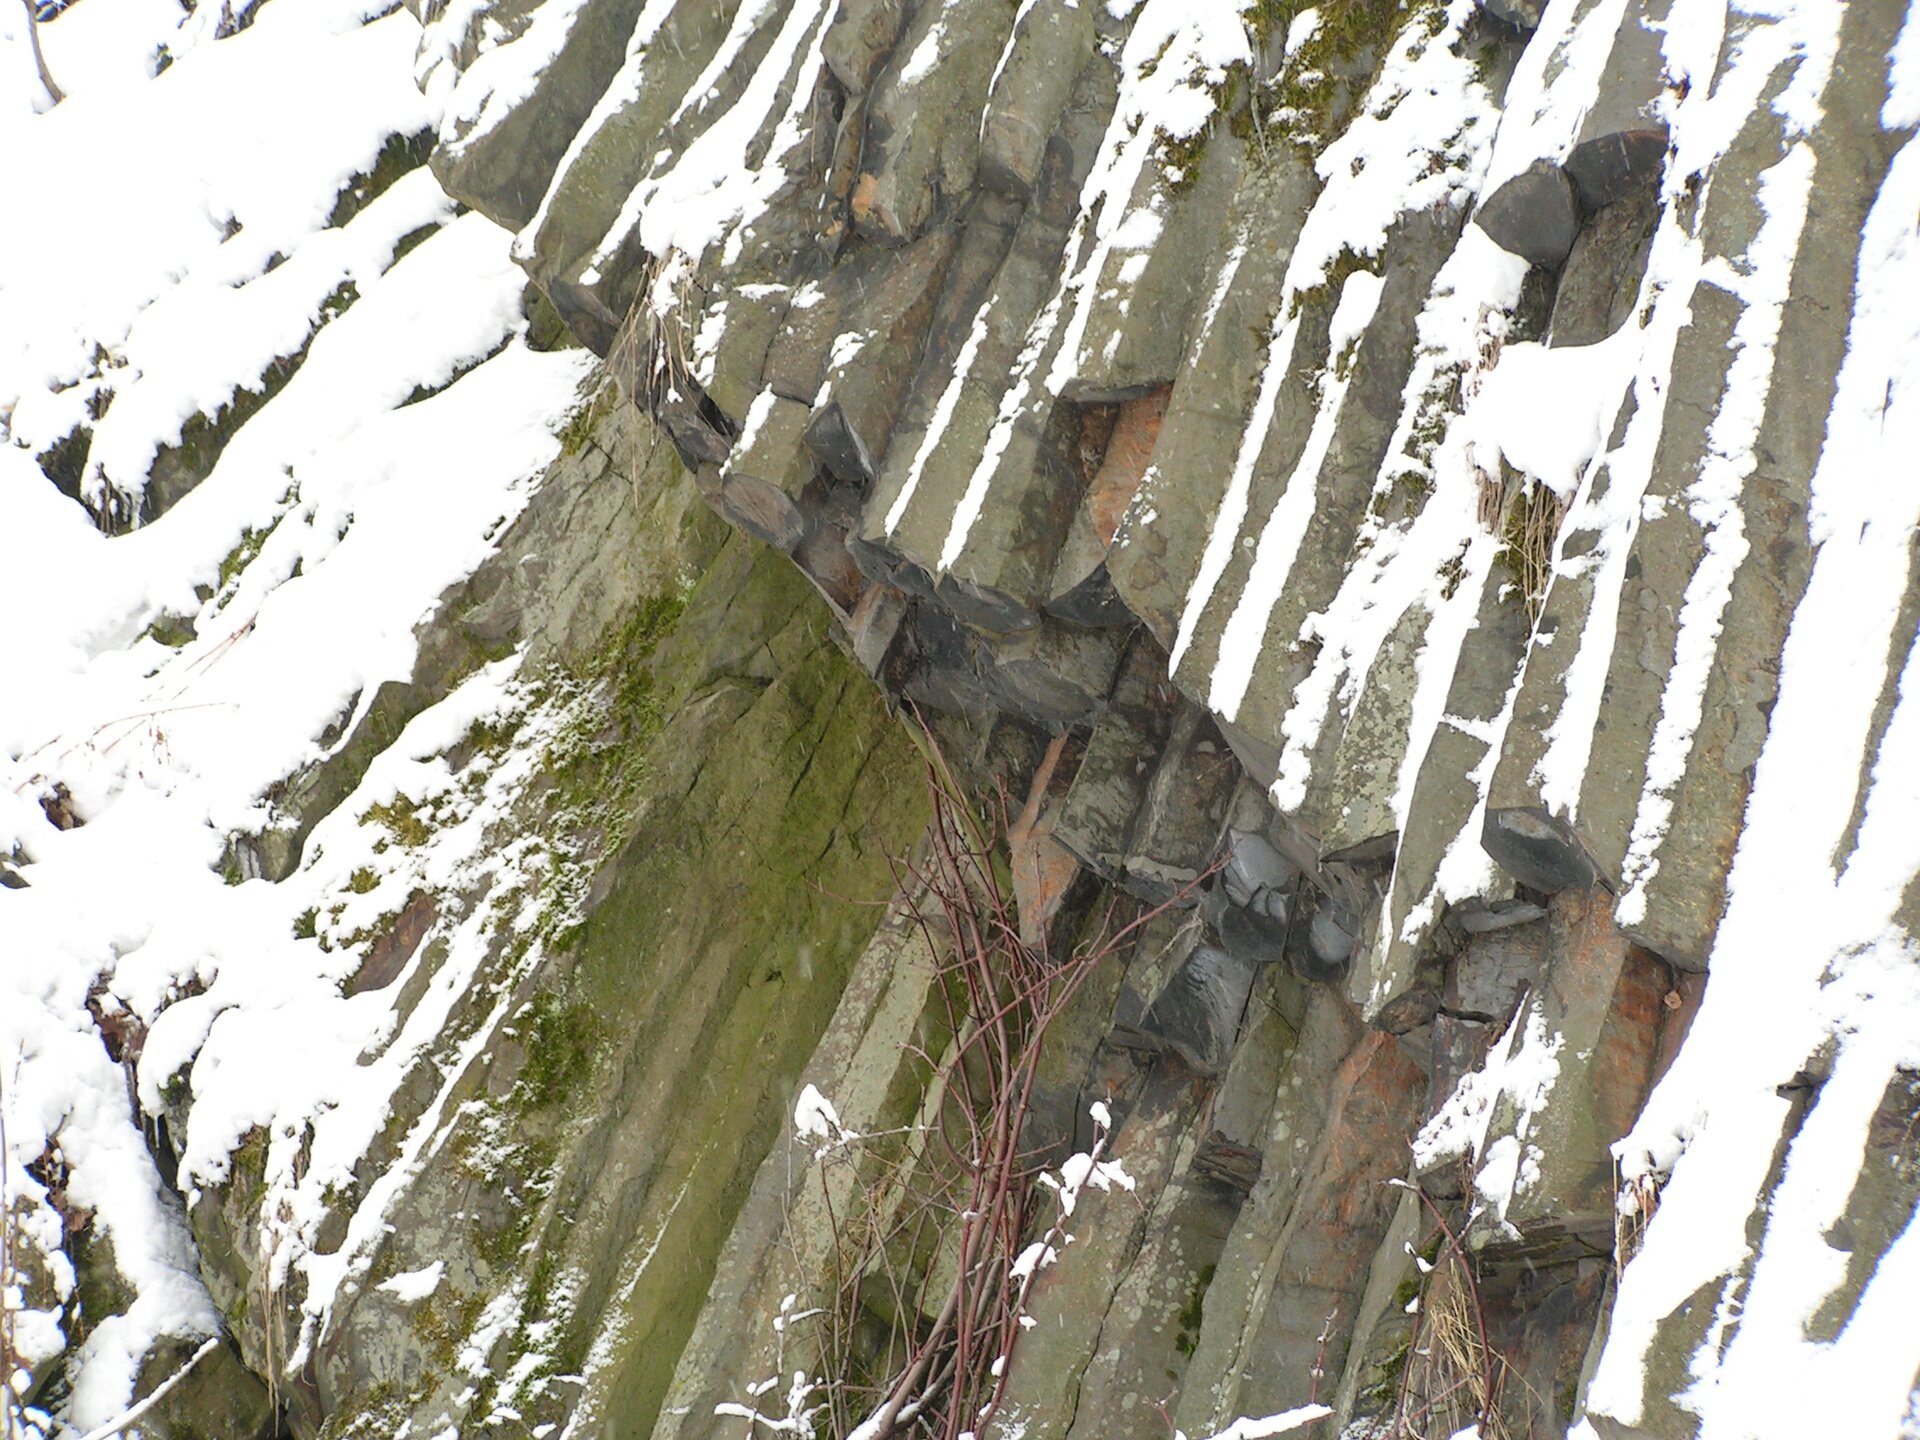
xmin=7 ymin=1 xmax=1918 ymax=1439
xmin=388 ymin=0 xmax=1919 ymax=1434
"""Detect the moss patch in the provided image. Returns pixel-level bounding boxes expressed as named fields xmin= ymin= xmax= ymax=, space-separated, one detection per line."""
xmin=1242 ymin=0 xmax=1444 ymax=156
xmin=556 ymin=376 xmax=622 ymax=459
xmin=326 ymin=129 xmax=435 ymax=231
xmin=507 ymin=991 xmax=599 ymax=1115
xmin=142 ymin=613 xmax=198 ymax=648
xmin=1173 ymin=1262 xmax=1217 ymax=1357
xmin=512 ymin=538 xmax=930 ymax=1440
xmin=361 ymin=795 xmax=431 ymax=849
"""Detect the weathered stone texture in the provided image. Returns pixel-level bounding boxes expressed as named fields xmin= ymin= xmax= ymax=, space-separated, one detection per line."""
xmin=133 ymin=4 xmax=1920 ymax=1439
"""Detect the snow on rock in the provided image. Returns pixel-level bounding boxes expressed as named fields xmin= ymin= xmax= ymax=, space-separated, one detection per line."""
xmin=1587 ymin=40 xmax=1920 ymax=1434
xmin=9 ymin=0 xmax=1920 ymax=1435
xmin=1 ymin=2 xmax=590 ymax=1433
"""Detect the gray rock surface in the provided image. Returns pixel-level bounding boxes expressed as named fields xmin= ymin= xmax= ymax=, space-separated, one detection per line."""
xmin=1474 ymin=160 xmax=1580 ymax=267
xmin=37 ymin=2 xmax=1917 ymax=1438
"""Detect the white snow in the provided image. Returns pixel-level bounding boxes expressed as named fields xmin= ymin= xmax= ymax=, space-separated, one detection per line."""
xmin=379 ymin=1261 xmax=448 ymax=1303
xmin=792 ymin=1083 xmax=859 ymax=1150
xmin=1182 ymin=1405 xmax=1332 ymax=1440
xmin=1462 ymin=328 xmax=1636 ymax=502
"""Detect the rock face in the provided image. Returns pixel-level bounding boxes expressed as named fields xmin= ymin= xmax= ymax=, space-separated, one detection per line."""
xmin=8 ymin=2 xmax=1920 ymax=1440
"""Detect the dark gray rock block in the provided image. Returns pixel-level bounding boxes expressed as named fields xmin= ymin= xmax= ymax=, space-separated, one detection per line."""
xmin=1222 ymin=830 xmax=1296 ymax=908
xmin=1288 ymin=891 xmax=1358 ymax=984
xmin=1140 ymin=944 xmax=1259 ymax=1077
xmin=980 ymin=620 xmax=1128 ymax=731
xmin=1564 ymin=127 xmax=1668 ymax=214
xmin=1561 ymin=0 xmax=1673 ymax=212
xmin=1473 ymin=160 xmax=1580 ymax=268
xmin=1545 ymin=167 xmax=1660 ymax=347
xmin=1482 ymin=806 xmax=1604 ymax=895
xmin=1218 ymin=902 xmax=1289 ymax=970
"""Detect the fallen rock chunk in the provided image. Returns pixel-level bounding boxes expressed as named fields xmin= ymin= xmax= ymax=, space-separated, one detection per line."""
xmin=1473 ymin=160 xmax=1580 ymax=268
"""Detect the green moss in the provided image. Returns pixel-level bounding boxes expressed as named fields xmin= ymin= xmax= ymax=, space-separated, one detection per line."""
xmin=1159 ymin=126 xmax=1210 ymax=194
xmin=525 ymin=285 xmax=581 ymax=353
xmin=557 ymin=377 xmax=622 ymax=458
xmin=142 ymin=614 xmax=197 ymax=648
xmin=1393 ymin=1229 xmax=1445 ymax=1313
xmin=318 ymin=1383 xmax=412 ymax=1440
xmin=228 ymin=1127 xmax=272 ymax=1212
xmin=508 ymin=991 xmax=599 ymax=1115
xmin=326 ymin=128 xmax=434 ymax=231
xmin=361 ymin=794 xmax=431 ymax=848
xmin=1356 ymin=1334 xmax=1414 ymax=1415
xmin=216 ymin=525 xmax=271 ymax=593
xmin=1245 ymin=0 xmax=1444 ymax=156
xmin=414 ymin=1289 xmax=487 ymax=1372
xmin=536 ymin=586 xmax=693 ymax=908
xmin=524 ymin=541 xmax=930 ymax=1438
xmin=293 ymin=907 xmax=319 ymax=940
xmin=346 ymin=867 xmax=379 ymax=894
xmin=1172 ymin=1262 xmax=1217 ymax=1357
